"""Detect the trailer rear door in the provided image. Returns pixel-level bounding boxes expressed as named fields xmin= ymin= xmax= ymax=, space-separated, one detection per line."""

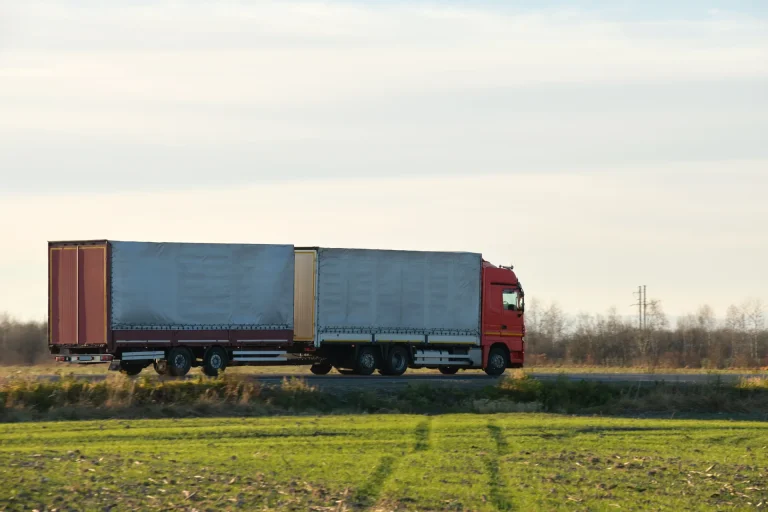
xmin=49 ymin=242 xmax=108 ymax=346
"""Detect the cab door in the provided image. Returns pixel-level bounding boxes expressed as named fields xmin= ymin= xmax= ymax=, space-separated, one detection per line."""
xmin=499 ymin=287 xmax=524 ymax=348
xmin=483 ymin=284 xmax=504 ymax=337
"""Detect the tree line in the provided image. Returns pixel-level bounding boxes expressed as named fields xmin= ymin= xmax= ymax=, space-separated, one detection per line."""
xmin=1 ymin=298 xmax=767 ymax=368
xmin=525 ymin=298 xmax=768 ymax=368
xmin=0 ymin=315 xmax=48 ymax=365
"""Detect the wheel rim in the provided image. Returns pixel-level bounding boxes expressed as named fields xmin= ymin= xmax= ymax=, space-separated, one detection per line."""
xmin=490 ymin=353 xmax=504 ymax=369
xmin=210 ymin=353 xmax=222 ymax=369
xmin=360 ymin=352 xmax=375 ymax=369
xmin=173 ymin=353 xmax=187 ymax=368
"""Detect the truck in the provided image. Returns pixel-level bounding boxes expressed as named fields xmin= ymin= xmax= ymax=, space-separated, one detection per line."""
xmin=48 ymin=240 xmax=525 ymax=377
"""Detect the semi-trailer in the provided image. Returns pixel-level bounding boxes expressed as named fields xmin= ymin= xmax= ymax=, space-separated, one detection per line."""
xmin=48 ymin=240 xmax=525 ymax=377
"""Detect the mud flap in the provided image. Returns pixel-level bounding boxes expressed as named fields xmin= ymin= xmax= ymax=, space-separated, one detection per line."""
xmin=108 ymin=360 xmax=120 ymax=372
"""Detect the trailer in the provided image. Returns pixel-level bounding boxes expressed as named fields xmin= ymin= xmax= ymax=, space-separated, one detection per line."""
xmin=49 ymin=240 xmax=525 ymax=376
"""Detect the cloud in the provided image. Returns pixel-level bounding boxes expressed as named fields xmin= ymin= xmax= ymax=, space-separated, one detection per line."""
xmin=0 ymin=1 xmax=766 ymax=319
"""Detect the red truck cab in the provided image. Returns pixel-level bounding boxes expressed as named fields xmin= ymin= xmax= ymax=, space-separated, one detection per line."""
xmin=481 ymin=261 xmax=525 ymax=372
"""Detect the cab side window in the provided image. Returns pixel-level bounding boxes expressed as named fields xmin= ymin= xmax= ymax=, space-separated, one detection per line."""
xmin=502 ymin=289 xmax=518 ymax=311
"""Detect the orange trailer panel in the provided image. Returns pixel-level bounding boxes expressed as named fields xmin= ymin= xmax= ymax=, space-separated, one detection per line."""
xmin=49 ymin=242 xmax=108 ymax=346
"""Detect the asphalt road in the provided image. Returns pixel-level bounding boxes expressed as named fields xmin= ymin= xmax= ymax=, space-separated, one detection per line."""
xmin=24 ymin=371 xmax=758 ymax=389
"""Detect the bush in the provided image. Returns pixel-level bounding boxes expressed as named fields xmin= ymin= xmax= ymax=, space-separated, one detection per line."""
xmin=0 ymin=316 xmax=48 ymax=365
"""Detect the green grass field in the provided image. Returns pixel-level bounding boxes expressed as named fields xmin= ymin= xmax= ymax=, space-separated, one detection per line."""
xmin=1 ymin=414 xmax=766 ymax=511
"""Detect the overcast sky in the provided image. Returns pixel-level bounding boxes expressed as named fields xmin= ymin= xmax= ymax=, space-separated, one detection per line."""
xmin=1 ymin=1 xmax=767 ymax=322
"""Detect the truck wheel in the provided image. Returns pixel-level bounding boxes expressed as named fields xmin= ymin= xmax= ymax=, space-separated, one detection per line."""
xmin=153 ymin=360 xmax=169 ymax=376
xmin=382 ymin=346 xmax=408 ymax=376
xmin=355 ymin=347 xmax=377 ymax=376
xmin=120 ymin=361 xmax=143 ymax=376
xmin=439 ymin=366 xmax=459 ymax=375
xmin=310 ymin=363 xmax=332 ymax=375
xmin=168 ymin=347 xmax=193 ymax=377
xmin=202 ymin=347 xmax=227 ymax=377
xmin=484 ymin=347 xmax=508 ymax=376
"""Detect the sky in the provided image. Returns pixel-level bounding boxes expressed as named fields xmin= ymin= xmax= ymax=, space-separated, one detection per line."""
xmin=1 ymin=1 xmax=767 ymax=323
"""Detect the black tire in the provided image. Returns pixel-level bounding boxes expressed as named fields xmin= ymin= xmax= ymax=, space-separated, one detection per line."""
xmin=439 ymin=366 xmax=459 ymax=375
xmin=168 ymin=347 xmax=193 ymax=377
xmin=119 ymin=361 xmax=143 ymax=376
xmin=310 ymin=363 xmax=332 ymax=375
xmin=202 ymin=347 xmax=228 ymax=377
xmin=153 ymin=360 xmax=169 ymax=376
xmin=484 ymin=347 xmax=508 ymax=376
xmin=382 ymin=346 xmax=408 ymax=376
xmin=355 ymin=347 xmax=377 ymax=376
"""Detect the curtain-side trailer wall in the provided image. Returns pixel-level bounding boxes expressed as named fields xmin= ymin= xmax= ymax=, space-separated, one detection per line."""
xmin=109 ymin=241 xmax=295 ymax=330
xmin=315 ymin=248 xmax=482 ymax=344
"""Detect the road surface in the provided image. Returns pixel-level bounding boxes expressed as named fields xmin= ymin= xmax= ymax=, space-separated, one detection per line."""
xmin=19 ymin=371 xmax=758 ymax=389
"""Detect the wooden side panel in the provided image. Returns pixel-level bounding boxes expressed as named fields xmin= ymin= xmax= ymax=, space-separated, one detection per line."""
xmin=50 ymin=247 xmax=77 ymax=345
xmin=293 ymin=250 xmax=316 ymax=342
xmin=78 ymin=246 xmax=107 ymax=345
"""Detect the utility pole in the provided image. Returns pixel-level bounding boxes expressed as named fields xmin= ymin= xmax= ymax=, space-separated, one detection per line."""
xmin=632 ymin=285 xmax=648 ymax=330
xmin=632 ymin=286 xmax=642 ymax=330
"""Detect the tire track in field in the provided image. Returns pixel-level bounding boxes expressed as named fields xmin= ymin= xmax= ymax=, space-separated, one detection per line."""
xmin=354 ymin=417 xmax=432 ymax=509
xmin=486 ymin=421 xmax=514 ymax=511
xmin=414 ymin=417 xmax=431 ymax=451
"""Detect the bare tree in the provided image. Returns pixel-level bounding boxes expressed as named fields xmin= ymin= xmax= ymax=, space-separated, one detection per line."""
xmin=742 ymin=298 xmax=765 ymax=363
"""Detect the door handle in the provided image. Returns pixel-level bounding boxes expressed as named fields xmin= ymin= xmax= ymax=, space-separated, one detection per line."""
xmin=501 ymin=325 xmax=507 ymax=329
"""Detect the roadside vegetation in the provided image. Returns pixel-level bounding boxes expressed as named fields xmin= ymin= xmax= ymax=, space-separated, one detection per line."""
xmin=3 ymin=301 xmax=767 ymax=371
xmin=2 ymin=372 xmax=768 ymax=422
xmin=1 ymin=413 xmax=766 ymax=511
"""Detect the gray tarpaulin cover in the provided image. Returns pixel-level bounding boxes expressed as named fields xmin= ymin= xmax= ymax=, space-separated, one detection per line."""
xmin=110 ymin=241 xmax=294 ymax=330
xmin=317 ymin=248 xmax=481 ymax=335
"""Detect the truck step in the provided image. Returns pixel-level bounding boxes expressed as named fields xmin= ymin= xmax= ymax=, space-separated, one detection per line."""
xmin=232 ymin=350 xmax=287 ymax=362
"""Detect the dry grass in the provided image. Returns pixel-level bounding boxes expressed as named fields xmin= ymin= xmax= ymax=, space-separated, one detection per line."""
xmin=2 ymin=372 xmax=768 ymax=422
xmin=737 ymin=376 xmax=768 ymax=390
xmin=2 ymin=362 xmax=764 ymax=381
